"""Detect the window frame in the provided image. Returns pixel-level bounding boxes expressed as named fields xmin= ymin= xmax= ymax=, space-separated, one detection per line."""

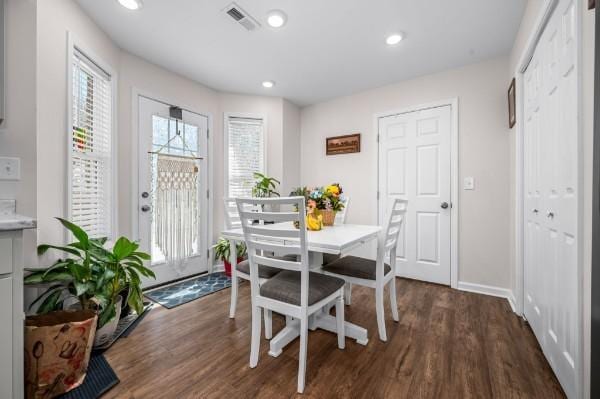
xmin=223 ymin=112 xmax=268 ymax=198
xmin=66 ymin=32 xmax=118 ymax=242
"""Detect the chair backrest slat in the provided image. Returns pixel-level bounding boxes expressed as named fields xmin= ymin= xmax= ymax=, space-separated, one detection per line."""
xmin=239 ymin=211 xmax=300 ymax=223
xmin=252 ymin=253 xmax=302 ymax=272
xmin=377 ymin=199 xmax=407 ymax=275
xmin=244 ymin=225 xmax=301 ymax=238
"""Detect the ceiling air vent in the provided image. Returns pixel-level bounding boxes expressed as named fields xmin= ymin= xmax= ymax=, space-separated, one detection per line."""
xmin=223 ymin=3 xmax=260 ymax=31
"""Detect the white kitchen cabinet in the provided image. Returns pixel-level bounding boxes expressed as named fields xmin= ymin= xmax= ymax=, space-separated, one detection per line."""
xmin=0 ymin=212 xmax=36 ymax=399
xmin=0 ymin=275 xmax=13 ymax=399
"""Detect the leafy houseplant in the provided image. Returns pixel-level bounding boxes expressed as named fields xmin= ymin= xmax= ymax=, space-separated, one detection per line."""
xmin=252 ymin=172 xmax=280 ymax=198
xmin=214 ymin=237 xmax=246 ymax=277
xmin=24 ymin=218 xmax=155 ymax=330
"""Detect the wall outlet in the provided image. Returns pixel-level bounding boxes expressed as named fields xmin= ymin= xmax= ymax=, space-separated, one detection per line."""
xmin=463 ymin=176 xmax=474 ymax=190
xmin=0 ymin=157 xmax=20 ymax=180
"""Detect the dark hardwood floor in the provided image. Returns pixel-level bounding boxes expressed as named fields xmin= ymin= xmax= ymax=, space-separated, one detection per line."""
xmin=103 ymin=278 xmax=565 ymax=398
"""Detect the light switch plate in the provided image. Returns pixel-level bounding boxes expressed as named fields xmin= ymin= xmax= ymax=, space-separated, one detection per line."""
xmin=463 ymin=177 xmax=474 ymax=190
xmin=0 ymin=157 xmax=20 ymax=180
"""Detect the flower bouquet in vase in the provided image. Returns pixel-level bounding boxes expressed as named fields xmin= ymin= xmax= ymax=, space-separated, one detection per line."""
xmin=310 ymin=184 xmax=344 ymax=226
xmin=290 ymin=184 xmax=345 ymax=228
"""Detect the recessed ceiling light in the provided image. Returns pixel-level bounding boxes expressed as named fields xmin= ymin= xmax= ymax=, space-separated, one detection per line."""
xmin=267 ymin=10 xmax=287 ymax=28
xmin=262 ymin=80 xmax=275 ymax=88
xmin=118 ymin=0 xmax=143 ymax=10
xmin=386 ymin=33 xmax=404 ymax=46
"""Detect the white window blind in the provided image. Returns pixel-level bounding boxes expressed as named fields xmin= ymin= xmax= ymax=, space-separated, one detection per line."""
xmin=227 ymin=116 xmax=264 ymax=198
xmin=70 ymin=48 xmax=113 ymax=239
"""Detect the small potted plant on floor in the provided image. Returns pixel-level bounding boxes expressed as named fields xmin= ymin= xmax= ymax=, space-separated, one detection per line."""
xmin=214 ymin=237 xmax=246 ymax=277
xmin=25 ymin=218 xmax=155 ymax=347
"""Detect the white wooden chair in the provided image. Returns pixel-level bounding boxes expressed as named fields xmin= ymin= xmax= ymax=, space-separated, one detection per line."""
xmin=236 ymin=197 xmax=346 ymax=393
xmin=323 ymin=197 xmax=352 ymax=303
xmin=224 ymin=198 xmax=279 ymax=339
xmin=334 ymin=196 xmax=350 ymax=224
xmin=322 ymin=198 xmax=407 ymax=341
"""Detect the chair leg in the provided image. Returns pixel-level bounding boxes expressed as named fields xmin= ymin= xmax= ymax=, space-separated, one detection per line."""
xmin=344 ymin=282 xmax=352 ymax=305
xmin=250 ymin=305 xmax=262 ymax=368
xmin=229 ymin=272 xmax=238 ymax=319
xmin=264 ymin=309 xmax=273 ymax=339
xmin=297 ymin=317 xmax=309 ymax=393
xmin=336 ymin=295 xmax=345 ymax=349
xmin=375 ymin=285 xmax=387 ymax=342
xmin=389 ymin=277 xmax=399 ymax=322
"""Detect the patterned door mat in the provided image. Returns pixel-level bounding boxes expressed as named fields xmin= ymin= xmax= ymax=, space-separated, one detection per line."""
xmin=144 ymin=272 xmax=232 ymax=309
xmin=59 ymin=355 xmax=119 ymax=399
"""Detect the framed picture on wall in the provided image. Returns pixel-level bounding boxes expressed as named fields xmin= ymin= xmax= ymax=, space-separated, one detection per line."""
xmin=326 ymin=133 xmax=361 ymax=155
xmin=508 ymin=78 xmax=516 ymax=128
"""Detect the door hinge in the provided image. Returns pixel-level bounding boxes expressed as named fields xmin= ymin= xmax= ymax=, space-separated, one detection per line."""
xmin=207 ymin=129 xmax=210 ymax=139
xmin=207 ymin=249 xmax=210 ymax=259
xmin=377 ymin=191 xmax=380 ymax=200
xmin=377 ymin=134 xmax=380 ymax=143
xmin=207 ymin=189 xmax=210 ymax=199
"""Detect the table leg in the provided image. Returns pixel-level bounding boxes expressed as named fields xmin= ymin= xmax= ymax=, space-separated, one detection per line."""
xmin=269 ymin=318 xmax=300 ymax=357
xmin=314 ymin=314 xmax=369 ymax=345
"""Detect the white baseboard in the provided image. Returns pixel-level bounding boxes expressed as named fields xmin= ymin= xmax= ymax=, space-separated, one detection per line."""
xmin=457 ymin=281 xmax=517 ymax=313
xmin=507 ymin=291 xmax=517 ymax=313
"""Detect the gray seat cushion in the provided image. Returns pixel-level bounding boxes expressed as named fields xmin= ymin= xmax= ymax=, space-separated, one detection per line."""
xmin=260 ymin=271 xmax=345 ymax=306
xmin=322 ymin=253 xmax=340 ymax=266
xmin=236 ymin=255 xmax=298 ymax=279
xmin=322 ymin=255 xmax=391 ymax=280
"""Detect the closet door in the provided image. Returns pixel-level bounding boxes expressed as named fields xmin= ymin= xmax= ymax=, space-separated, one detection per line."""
xmin=523 ymin=0 xmax=579 ymax=397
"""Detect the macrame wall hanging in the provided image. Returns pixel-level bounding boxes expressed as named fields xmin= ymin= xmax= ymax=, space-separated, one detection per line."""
xmin=154 ymin=153 xmax=199 ymax=266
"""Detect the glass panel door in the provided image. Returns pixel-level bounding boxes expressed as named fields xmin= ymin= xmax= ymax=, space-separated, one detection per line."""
xmin=138 ymin=96 xmax=208 ymax=287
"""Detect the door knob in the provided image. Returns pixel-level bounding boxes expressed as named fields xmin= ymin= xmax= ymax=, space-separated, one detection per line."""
xmin=532 ymin=208 xmax=538 ymax=214
xmin=141 ymin=205 xmax=151 ymax=212
xmin=441 ymin=202 xmax=449 ymax=209
xmin=141 ymin=191 xmax=150 ymax=198
xmin=547 ymin=211 xmax=554 ymax=219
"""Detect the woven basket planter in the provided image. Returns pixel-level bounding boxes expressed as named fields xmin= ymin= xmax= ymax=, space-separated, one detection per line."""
xmin=320 ymin=209 xmax=336 ymax=226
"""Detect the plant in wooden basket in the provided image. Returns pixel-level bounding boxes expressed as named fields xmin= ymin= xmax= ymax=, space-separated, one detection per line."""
xmin=24 ymin=218 xmax=155 ymax=331
xmin=214 ymin=237 xmax=246 ymax=277
xmin=310 ymin=183 xmax=345 ymax=226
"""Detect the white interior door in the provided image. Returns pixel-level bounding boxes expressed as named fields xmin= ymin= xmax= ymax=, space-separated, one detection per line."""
xmin=523 ymin=0 xmax=580 ymax=397
xmin=378 ymin=105 xmax=451 ymax=285
xmin=138 ymin=96 xmax=209 ymax=286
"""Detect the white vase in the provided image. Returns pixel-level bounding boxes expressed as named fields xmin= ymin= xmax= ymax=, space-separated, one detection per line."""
xmin=93 ymin=296 xmax=122 ymax=347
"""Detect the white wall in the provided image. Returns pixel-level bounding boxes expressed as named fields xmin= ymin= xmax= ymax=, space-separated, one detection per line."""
xmin=282 ymin=99 xmax=302 ymax=196
xmin=0 ymin=0 xmax=37 ymax=265
xmin=36 ymin=0 xmax=120 ymax=264
xmin=300 ymin=57 xmax=511 ymax=289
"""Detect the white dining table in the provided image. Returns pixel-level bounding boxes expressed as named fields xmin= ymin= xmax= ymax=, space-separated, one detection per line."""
xmin=221 ymin=222 xmax=381 ymax=357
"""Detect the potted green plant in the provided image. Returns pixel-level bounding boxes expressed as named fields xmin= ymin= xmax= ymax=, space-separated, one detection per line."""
xmin=252 ymin=172 xmax=280 ymax=198
xmin=214 ymin=237 xmax=246 ymax=277
xmin=24 ymin=218 xmax=155 ymax=347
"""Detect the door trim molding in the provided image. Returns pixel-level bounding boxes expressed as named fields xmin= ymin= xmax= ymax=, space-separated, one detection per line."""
xmin=374 ymin=98 xmax=459 ymax=289
xmin=130 ymin=88 xmax=214 ymax=274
